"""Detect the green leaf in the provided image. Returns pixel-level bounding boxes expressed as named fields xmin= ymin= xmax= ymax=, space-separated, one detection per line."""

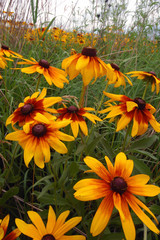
xmin=128 ymin=135 xmax=158 ymax=150
xmin=39 ymin=17 xmax=56 ymax=40
xmin=128 ymin=155 xmax=151 ymax=176
xmin=0 ymin=187 xmax=19 ymax=205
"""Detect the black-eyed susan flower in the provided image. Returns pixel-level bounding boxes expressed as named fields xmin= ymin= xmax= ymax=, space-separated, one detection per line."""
xmin=74 ymin=152 xmax=160 ymax=239
xmin=15 ymin=205 xmax=86 ymax=240
xmin=0 ymin=45 xmax=22 ymax=58
xmin=62 ymin=46 xmax=111 ymax=86
xmin=127 ymin=71 xmax=160 ymax=94
xmin=6 ymin=88 xmax=62 ymax=127
xmin=106 ymin=63 xmax=132 ymax=88
xmin=5 ymin=119 xmax=75 ymax=168
xmin=99 ymin=92 xmax=160 ymax=137
xmin=16 ymin=57 xmax=69 ymax=88
xmin=55 ymin=105 xmax=102 ymax=138
xmin=0 ymin=214 xmax=21 ymax=240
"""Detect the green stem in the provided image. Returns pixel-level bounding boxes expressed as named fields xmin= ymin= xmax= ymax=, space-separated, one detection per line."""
xmin=121 ymin=123 xmax=132 ymax=152
xmin=96 ymin=79 xmax=109 ymax=114
xmin=142 ymin=82 xmax=149 ymax=99
xmin=79 ymin=84 xmax=87 ymax=108
xmin=35 ymin=74 xmax=41 ymax=92
xmin=143 ymin=224 xmax=147 ymax=240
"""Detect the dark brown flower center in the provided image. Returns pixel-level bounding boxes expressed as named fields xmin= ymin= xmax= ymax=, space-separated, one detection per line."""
xmin=67 ymin=105 xmax=78 ymax=113
xmin=111 ymin=63 xmax=120 ymax=71
xmin=147 ymin=71 xmax=157 ymax=77
xmin=133 ymin=98 xmax=146 ymax=110
xmin=110 ymin=177 xmax=127 ymax=194
xmin=21 ymin=103 xmax=34 ymax=115
xmin=81 ymin=47 xmax=97 ymax=57
xmin=32 ymin=124 xmax=47 ymax=137
xmin=39 ymin=59 xmax=50 ymax=69
xmin=41 ymin=234 xmax=55 ymax=240
xmin=1 ymin=45 xmax=9 ymax=50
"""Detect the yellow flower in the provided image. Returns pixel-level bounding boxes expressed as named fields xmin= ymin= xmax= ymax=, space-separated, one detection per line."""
xmin=5 ymin=119 xmax=75 ymax=168
xmin=62 ymin=46 xmax=111 ymax=86
xmin=127 ymin=71 xmax=160 ymax=94
xmin=106 ymin=63 xmax=132 ymax=87
xmin=16 ymin=57 xmax=69 ymax=88
xmin=0 ymin=45 xmax=22 ymax=58
xmin=74 ymin=152 xmax=160 ymax=239
xmin=0 ymin=214 xmax=21 ymax=240
xmin=6 ymin=88 xmax=62 ymax=127
xmin=55 ymin=105 xmax=102 ymax=138
xmin=99 ymin=92 xmax=160 ymax=137
xmin=15 ymin=205 xmax=86 ymax=240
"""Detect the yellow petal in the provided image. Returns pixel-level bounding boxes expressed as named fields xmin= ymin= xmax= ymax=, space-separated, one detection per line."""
xmin=120 ymin=195 xmax=136 ymax=240
xmin=27 ymin=211 xmax=47 ymax=236
xmin=114 ymin=152 xmax=127 ymax=176
xmin=54 ymin=210 xmax=70 ymax=233
xmin=21 ymin=65 xmax=37 ymax=74
xmin=78 ymin=120 xmax=88 ymax=136
xmin=48 ymin=137 xmax=68 ymax=154
xmin=54 ymin=217 xmax=82 ymax=239
xmin=116 ymin=114 xmax=132 ymax=132
xmin=126 ymin=193 xmax=160 ymax=234
xmin=127 ymin=174 xmax=150 ymax=186
xmin=90 ymin=194 xmax=114 ymax=236
xmin=126 ymin=101 xmax=137 ymax=112
xmin=71 ymin=121 xmax=79 ymax=138
xmin=34 ymin=143 xmax=45 ymax=168
xmin=74 ymin=179 xmax=110 ymax=201
xmin=15 ymin=219 xmax=41 ymax=238
xmin=84 ymin=156 xmax=111 ymax=182
xmin=76 ymin=55 xmax=90 ymax=71
xmin=46 ymin=206 xmax=56 ymax=233
xmin=40 ymin=138 xmax=50 ymax=163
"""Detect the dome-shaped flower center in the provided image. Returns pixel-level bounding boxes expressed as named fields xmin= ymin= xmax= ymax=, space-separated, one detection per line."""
xmin=32 ymin=124 xmax=47 ymax=137
xmin=147 ymin=71 xmax=157 ymax=77
xmin=21 ymin=103 xmax=34 ymax=115
xmin=81 ymin=47 xmax=97 ymax=57
xmin=39 ymin=59 xmax=50 ymax=69
xmin=2 ymin=45 xmax=9 ymax=50
xmin=133 ymin=98 xmax=146 ymax=110
xmin=110 ymin=177 xmax=127 ymax=194
xmin=111 ymin=63 xmax=120 ymax=71
xmin=68 ymin=105 xmax=78 ymax=113
xmin=41 ymin=234 xmax=55 ymax=240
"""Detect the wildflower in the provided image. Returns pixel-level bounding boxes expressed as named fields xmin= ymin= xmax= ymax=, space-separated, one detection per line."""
xmin=6 ymin=88 xmax=62 ymax=127
xmin=106 ymin=63 xmax=132 ymax=87
xmin=0 ymin=214 xmax=21 ymax=240
xmin=74 ymin=152 xmax=160 ymax=239
xmin=5 ymin=119 xmax=75 ymax=168
xmin=0 ymin=45 xmax=22 ymax=58
xmin=99 ymin=92 xmax=160 ymax=137
xmin=15 ymin=205 xmax=85 ymax=240
xmin=62 ymin=46 xmax=111 ymax=86
xmin=16 ymin=57 xmax=68 ymax=88
xmin=55 ymin=104 xmax=102 ymax=138
xmin=127 ymin=71 xmax=160 ymax=94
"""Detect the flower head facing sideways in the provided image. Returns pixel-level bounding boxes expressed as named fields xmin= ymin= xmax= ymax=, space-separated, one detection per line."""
xmin=74 ymin=152 xmax=160 ymax=240
xmin=16 ymin=57 xmax=69 ymax=88
xmin=99 ymin=92 xmax=160 ymax=137
xmin=62 ymin=46 xmax=112 ymax=86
